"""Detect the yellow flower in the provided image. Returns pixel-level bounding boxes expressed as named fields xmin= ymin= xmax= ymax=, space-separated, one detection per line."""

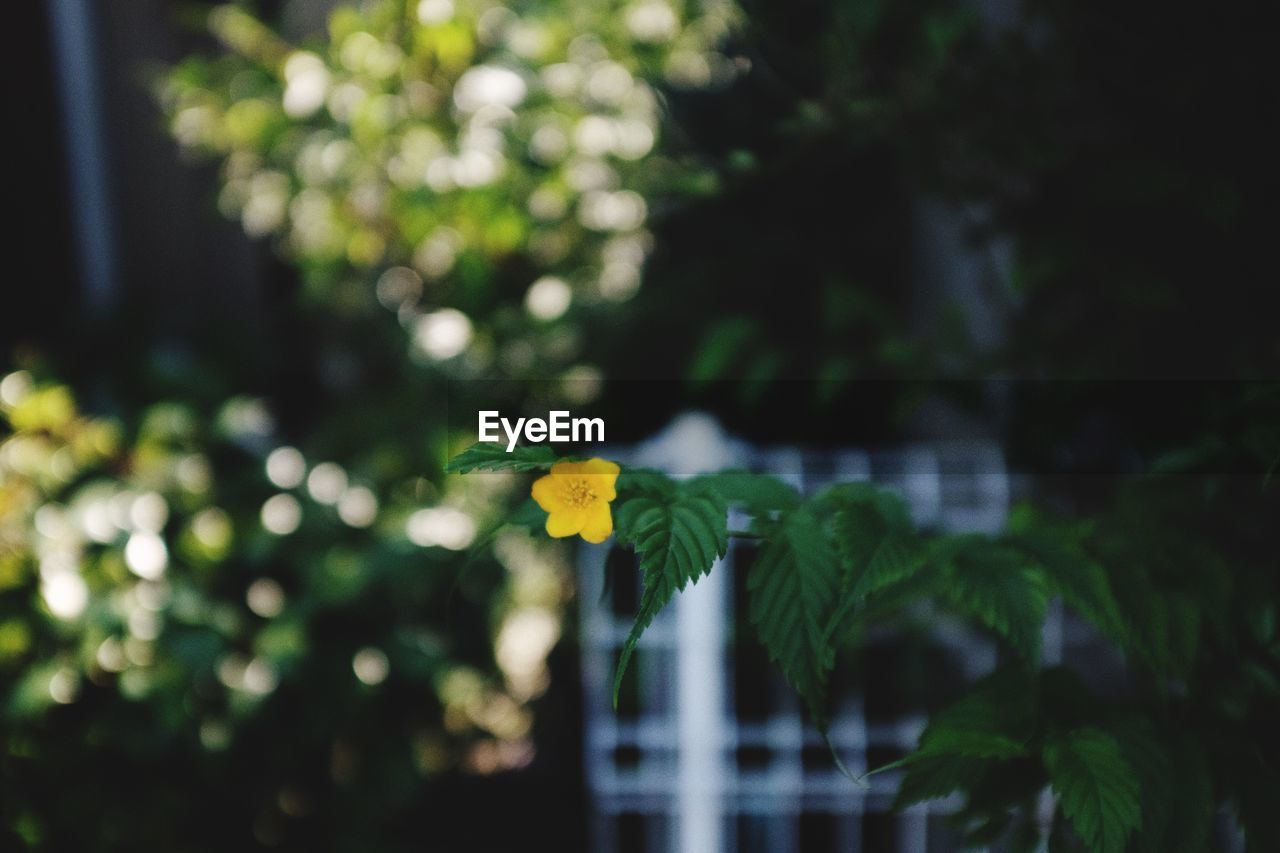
xmin=531 ymin=458 xmax=620 ymax=544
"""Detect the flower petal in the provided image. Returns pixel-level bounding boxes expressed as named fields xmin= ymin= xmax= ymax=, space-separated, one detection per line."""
xmin=580 ymin=458 xmax=620 ymax=500
xmin=549 ymin=460 xmax=583 ymax=477
xmin=580 ymin=458 xmax=620 ymax=476
xmin=545 ymin=508 xmax=586 ymax=538
xmin=531 ymin=474 xmax=560 ymax=511
xmin=579 ymin=503 xmax=613 ymax=544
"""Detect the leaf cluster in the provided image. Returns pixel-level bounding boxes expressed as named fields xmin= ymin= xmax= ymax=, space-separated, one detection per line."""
xmin=454 ymin=443 xmax=1280 ymax=848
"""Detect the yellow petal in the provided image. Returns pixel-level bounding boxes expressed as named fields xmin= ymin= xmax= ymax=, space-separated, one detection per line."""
xmin=549 ymin=460 xmax=583 ymax=477
xmin=579 ymin=503 xmax=613 ymax=544
xmin=531 ymin=474 xmax=560 ymax=511
xmin=580 ymin=458 xmax=620 ymax=500
xmin=580 ymin=458 xmax=620 ymax=476
xmin=545 ymin=508 xmax=586 ymax=538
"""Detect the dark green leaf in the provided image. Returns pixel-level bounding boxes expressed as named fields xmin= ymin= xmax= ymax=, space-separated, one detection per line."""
xmin=914 ymin=669 xmax=1037 ymax=761
xmin=918 ymin=721 xmax=1030 ymax=762
xmin=887 ymin=670 xmax=1038 ymax=808
xmin=689 ymin=316 xmax=756 ymax=385
xmin=1044 ymin=728 xmax=1141 ymax=853
xmin=1103 ymin=716 xmax=1173 ymax=853
xmin=747 ymin=504 xmax=842 ymax=727
xmin=1013 ymin=526 xmax=1125 ymax=644
xmin=852 ymin=530 xmax=925 ymax=601
xmin=939 ymin=540 xmax=1048 ymax=663
xmin=445 ymin=442 xmax=559 ymax=473
xmin=611 ymin=490 xmax=729 ymax=704
xmin=824 ymin=481 xmax=913 ymax=529
xmin=688 ymin=470 xmax=801 ymax=515
xmin=824 ymin=485 xmax=922 ymax=640
xmin=894 ymin=754 xmax=990 ymax=807
xmin=616 ymin=467 xmax=676 ymax=498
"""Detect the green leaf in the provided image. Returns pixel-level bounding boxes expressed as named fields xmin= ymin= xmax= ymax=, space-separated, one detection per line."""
xmin=917 ymin=717 xmax=1031 ymax=762
xmin=825 ymin=481 xmax=913 ymax=528
xmin=611 ymin=489 xmax=729 ymax=704
xmin=1044 ymin=728 xmax=1141 ymax=853
xmin=894 ymin=754 xmax=991 ymax=807
xmin=747 ymin=504 xmax=843 ymax=727
xmin=445 ymin=442 xmax=559 ymax=473
xmin=1013 ymin=525 xmax=1125 ymax=644
xmin=824 ymin=485 xmax=922 ymax=640
xmin=1107 ymin=565 xmax=1199 ymax=680
xmin=853 ymin=531 xmax=925 ymax=599
xmin=689 ymin=316 xmax=756 ymax=385
xmin=914 ymin=669 xmax=1037 ymax=761
xmin=689 ymin=470 xmax=801 ymax=515
xmin=939 ymin=539 xmax=1048 ymax=663
xmin=1103 ymin=716 xmax=1173 ymax=853
xmin=881 ymin=669 xmax=1037 ymax=804
xmin=616 ymin=467 xmax=676 ymax=498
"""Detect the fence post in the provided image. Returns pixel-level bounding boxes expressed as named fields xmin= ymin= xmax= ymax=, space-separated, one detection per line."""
xmin=634 ymin=414 xmax=740 ymax=853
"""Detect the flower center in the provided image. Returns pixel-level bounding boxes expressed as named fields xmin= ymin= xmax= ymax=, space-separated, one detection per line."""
xmin=562 ymin=478 xmax=596 ymax=508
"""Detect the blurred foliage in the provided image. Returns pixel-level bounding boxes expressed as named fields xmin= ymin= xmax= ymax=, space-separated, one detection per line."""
xmin=0 ymin=367 xmax=573 ymax=849
xmin=6 ymin=0 xmax=751 ymax=846
xmin=595 ymin=0 xmax=1280 ymax=404
xmin=161 ymin=0 xmax=737 ymax=382
xmin=596 ymin=0 xmax=987 ymax=395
